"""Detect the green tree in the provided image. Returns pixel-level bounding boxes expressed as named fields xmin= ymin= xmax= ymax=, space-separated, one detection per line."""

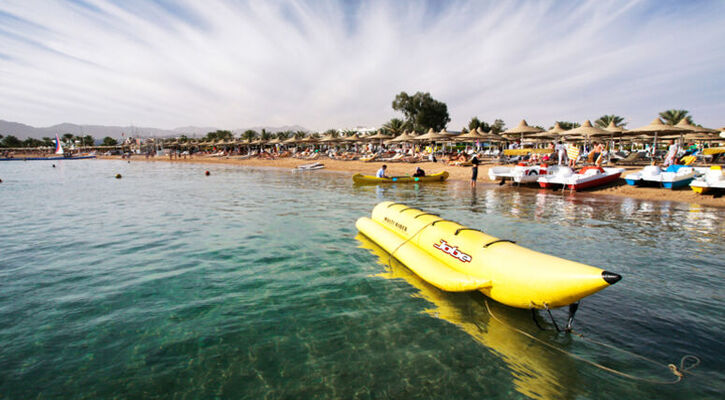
xmin=659 ymin=109 xmax=692 ymax=125
xmin=551 ymin=121 xmax=580 ymax=130
xmin=490 ymin=119 xmax=506 ymax=134
xmin=205 ymin=130 xmax=233 ymax=141
xmin=294 ymin=130 xmax=307 ymax=139
xmin=1 ymin=135 xmax=22 ymax=148
xmin=276 ymin=131 xmax=292 ymax=140
xmin=102 ymin=137 xmax=118 ymax=146
xmin=22 ymin=138 xmax=43 ymax=147
xmin=260 ymin=130 xmax=273 ymax=141
xmin=594 ymin=115 xmax=626 ymax=128
xmin=41 ymin=137 xmax=53 ymax=146
xmin=242 ymin=130 xmax=258 ymax=141
xmin=341 ymin=129 xmax=358 ymax=137
xmin=322 ymin=129 xmax=339 ymax=138
xmin=467 ymin=117 xmax=482 ymax=131
xmin=82 ymin=135 xmax=94 ymax=146
xmin=392 ymin=91 xmax=450 ymax=132
xmin=62 ymin=133 xmax=74 ymax=144
xmin=382 ymin=118 xmax=408 ymax=135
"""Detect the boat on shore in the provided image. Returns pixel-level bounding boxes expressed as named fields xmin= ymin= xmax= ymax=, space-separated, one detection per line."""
xmin=488 ymin=163 xmax=547 ymax=184
xmin=690 ymin=166 xmax=724 ymax=194
xmin=538 ymin=166 xmax=624 ymax=191
xmin=624 ymin=165 xmax=700 ymax=189
xmin=352 ymin=171 xmax=449 ymax=184
xmin=356 ymin=201 xmax=620 ymax=310
xmin=293 ymin=162 xmax=324 ymax=171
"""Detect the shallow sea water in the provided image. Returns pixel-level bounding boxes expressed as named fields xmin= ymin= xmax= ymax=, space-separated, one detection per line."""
xmin=0 ymin=160 xmax=723 ymax=399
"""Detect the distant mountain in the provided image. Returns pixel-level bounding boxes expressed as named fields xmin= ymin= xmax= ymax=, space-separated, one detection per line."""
xmin=0 ymin=119 xmax=309 ymax=140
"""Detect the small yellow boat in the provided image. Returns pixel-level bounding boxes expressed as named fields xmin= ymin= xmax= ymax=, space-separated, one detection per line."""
xmin=356 ymin=201 xmax=620 ymax=310
xmin=352 ymin=171 xmax=449 ymax=184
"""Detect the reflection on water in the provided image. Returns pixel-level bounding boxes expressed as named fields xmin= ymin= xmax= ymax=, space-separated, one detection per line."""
xmin=357 ymin=234 xmax=578 ymax=400
xmin=448 ymin=183 xmax=723 ymax=243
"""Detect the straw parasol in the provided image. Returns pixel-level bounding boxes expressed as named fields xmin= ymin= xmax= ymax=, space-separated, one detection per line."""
xmin=342 ymin=134 xmax=361 ymax=143
xmin=267 ymin=138 xmax=281 ymax=145
xmin=299 ymin=135 xmax=318 ymax=144
xmin=603 ymin=120 xmax=627 ymax=134
xmin=674 ymin=119 xmax=717 ymax=134
xmin=630 ymin=118 xmax=687 ymax=135
xmin=502 ymin=120 xmax=544 ymax=140
xmin=366 ymin=130 xmax=392 ymax=140
xmin=319 ymin=134 xmax=339 ymax=143
xmin=282 ymin=136 xmax=298 ymax=145
xmin=630 ymin=117 xmax=688 ymax=152
xmin=413 ymin=128 xmax=446 ymax=142
xmin=454 ymin=129 xmax=486 ymax=141
xmin=476 ymin=127 xmax=506 ymax=142
xmin=391 ymin=131 xmax=415 ymax=142
xmin=565 ymin=120 xmax=610 ymax=138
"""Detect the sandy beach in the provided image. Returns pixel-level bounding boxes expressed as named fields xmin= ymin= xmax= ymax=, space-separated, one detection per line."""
xmin=96 ymin=155 xmax=725 ymax=208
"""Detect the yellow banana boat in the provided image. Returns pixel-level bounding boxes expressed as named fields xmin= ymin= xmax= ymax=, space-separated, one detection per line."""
xmin=352 ymin=171 xmax=449 ymax=184
xmin=356 ymin=201 xmax=621 ymax=309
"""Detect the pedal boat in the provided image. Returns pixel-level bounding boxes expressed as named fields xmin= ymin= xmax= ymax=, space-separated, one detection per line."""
xmin=624 ymin=165 xmax=698 ymax=189
xmin=538 ymin=166 xmax=624 ymax=191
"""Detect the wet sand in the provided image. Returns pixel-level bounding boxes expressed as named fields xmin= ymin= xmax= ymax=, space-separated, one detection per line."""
xmin=97 ymin=155 xmax=725 ymax=208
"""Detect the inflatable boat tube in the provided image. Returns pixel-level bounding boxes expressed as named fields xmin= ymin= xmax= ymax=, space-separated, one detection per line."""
xmin=356 ymin=201 xmax=621 ymax=309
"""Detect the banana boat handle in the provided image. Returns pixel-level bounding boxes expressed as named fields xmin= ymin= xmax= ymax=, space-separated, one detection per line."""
xmin=356 ymin=201 xmax=621 ymax=310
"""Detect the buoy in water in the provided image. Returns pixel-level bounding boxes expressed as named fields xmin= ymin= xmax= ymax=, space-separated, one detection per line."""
xmin=52 ymin=164 xmax=56 ymax=168
xmin=115 ymin=174 xmax=122 ymax=179
xmin=205 ymin=171 xmax=210 ymax=176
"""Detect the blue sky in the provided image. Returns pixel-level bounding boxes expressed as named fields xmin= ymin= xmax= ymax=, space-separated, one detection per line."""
xmin=1 ymin=0 xmax=724 ymax=131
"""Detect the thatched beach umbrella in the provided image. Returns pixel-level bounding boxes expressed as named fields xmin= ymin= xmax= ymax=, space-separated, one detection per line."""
xmin=455 ymin=129 xmax=486 ymax=141
xmin=630 ymin=117 xmax=687 ymax=153
xmin=319 ymin=134 xmax=339 ymax=143
xmin=413 ymin=128 xmax=446 ymax=142
xmin=342 ymin=134 xmax=361 ymax=143
xmin=476 ymin=127 xmax=506 ymax=142
xmin=502 ymin=120 xmax=544 ymax=140
xmin=603 ymin=120 xmax=627 ymax=134
xmin=674 ymin=119 xmax=717 ymax=134
xmin=391 ymin=131 xmax=414 ymax=142
xmin=565 ymin=120 xmax=610 ymax=138
xmin=282 ymin=137 xmax=298 ymax=145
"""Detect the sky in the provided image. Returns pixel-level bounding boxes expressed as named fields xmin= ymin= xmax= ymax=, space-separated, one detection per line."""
xmin=1 ymin=0 xmax=724 ymax=132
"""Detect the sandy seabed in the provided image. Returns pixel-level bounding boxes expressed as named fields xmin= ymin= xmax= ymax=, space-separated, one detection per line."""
xmin=98 ymin=155 xmax=725 ymax=208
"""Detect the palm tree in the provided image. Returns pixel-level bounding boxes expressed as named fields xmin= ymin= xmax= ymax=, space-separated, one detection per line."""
xmin=382 ymin=118 xmax=407 ymax=135
xmin=323 ymin=129 xmax=339 ymax=138
xmin=551 ymin=121 xmax=580 ymax=130
xmin=594 ymin=115 xmax=626 ymax=128
xmin=260 ymin=130 xmax=273 ymax=141
xmin=659 ymin=109 xmax=692 ymax=125
xmin=62 ymin=133 xmax=74 ymax=144
xmin=242 ymin=130 xmax=258 ymax=141
xmin=294 ymin=131 xmax=307 ymax=139
xmin=276 ymin=131 xmax=292 ymax=140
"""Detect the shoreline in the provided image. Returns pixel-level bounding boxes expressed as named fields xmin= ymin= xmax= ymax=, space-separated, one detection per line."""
xmin=95 ymin=155 xmax=725 ymax=208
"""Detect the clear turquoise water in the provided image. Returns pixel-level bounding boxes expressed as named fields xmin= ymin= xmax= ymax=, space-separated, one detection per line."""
xmin=0 ymin=160 xmax=723 ymax=399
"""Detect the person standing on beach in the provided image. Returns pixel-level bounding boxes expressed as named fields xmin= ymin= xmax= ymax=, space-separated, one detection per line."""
xmin=663 ymin=140 xmax=679 ymax=167
xmin=470 ymin=156 xmax=479 ymax=188
xmin=556 ymin=141 xmax=568 ymax=166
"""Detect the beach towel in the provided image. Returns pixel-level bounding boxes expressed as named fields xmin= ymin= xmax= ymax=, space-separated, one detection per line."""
xmin=566 ymin=144 xmax=580 ymax=161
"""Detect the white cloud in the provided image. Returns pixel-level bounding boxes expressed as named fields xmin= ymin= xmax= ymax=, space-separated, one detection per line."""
xmin=0 ymin=0 xmax=723 ymax=131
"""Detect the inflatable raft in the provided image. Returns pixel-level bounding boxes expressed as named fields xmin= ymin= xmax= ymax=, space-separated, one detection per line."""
xmin=356 ymin=201 xmax=621 ymax=309
xmin=352 ymin=171 xmax=449 ymax=184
